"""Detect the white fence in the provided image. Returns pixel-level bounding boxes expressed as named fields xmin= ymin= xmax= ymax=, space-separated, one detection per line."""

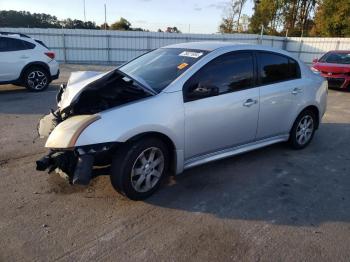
xmin=2 ymin=28 xmax=350 ymax=65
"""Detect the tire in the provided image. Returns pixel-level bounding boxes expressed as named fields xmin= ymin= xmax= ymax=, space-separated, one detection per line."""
xmin=23 ymin=66 xmax=50 ymax=92
xmin=110 ymin=138 xmax=169 ymax=200
xmin=289 ymin=110 xmax=317 ymax=149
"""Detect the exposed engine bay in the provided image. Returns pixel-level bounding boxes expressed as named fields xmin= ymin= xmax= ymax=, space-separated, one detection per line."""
xmin=36 ymin=69 xmax=154 ymax=184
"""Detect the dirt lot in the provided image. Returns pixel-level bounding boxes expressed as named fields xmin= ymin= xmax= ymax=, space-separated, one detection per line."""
xmin=0 ymin=64 xmax=349 ymax=262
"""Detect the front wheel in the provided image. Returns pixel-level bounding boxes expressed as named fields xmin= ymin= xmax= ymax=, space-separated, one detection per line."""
xmin=289 ymin=110 xmax=317 ymax=149
xmin=110 ymin=138 xmax=169 ymax=200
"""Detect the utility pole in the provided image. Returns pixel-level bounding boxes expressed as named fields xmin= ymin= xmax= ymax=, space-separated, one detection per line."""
xmin=260 ymin=24 xmax=264 ymax=44
xmin=104 ymin=3 xmax=107 ymax=30
xmin=83 ymin=0 xmax=86 ymax=22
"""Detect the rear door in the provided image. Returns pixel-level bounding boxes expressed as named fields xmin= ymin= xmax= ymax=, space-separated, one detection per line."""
xmin=183 ymin=51 xmax=259 ymax=160
xmin=256 ymin=51 xmax=302 ymax=139
xmin=0 ymin=37 xmax=34 ymax=81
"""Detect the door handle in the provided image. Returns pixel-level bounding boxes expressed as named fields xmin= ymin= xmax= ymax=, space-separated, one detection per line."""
xmin=292 ymin=88 xmax=302 ymax=95
xmin=20 ymin=55 xmax=29 ymax=59
xmin=243 ymin=99 xmax=257 ymax=107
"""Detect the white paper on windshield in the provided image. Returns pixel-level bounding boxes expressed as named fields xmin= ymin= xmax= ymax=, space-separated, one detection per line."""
xmin=179 ymin=51 xmax=203 ymax=59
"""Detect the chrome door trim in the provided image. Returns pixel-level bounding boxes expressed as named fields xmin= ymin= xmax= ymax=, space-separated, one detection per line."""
xmin=183 ymin=134 xmax=289 ymax=170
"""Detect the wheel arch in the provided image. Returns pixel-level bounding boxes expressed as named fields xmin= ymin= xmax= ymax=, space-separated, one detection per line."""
xmin=294 ymin=104 xmax=320 ymax=130
xmin=19 ymin=61 xmax=51 ymax=83
xmin=126 ymin=131 xmax=178 ymax=175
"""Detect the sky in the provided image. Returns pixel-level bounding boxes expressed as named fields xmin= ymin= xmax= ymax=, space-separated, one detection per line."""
xmin=0 ymin=0 xmax=255 ymax=34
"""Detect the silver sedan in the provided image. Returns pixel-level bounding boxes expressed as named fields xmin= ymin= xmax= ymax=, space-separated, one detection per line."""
xmin=36 ymin=42 xmax=328 ymax=200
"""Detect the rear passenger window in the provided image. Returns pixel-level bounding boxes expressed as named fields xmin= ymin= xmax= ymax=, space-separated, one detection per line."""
xmin=258 ymin=52 xmax=300 ymax=85
xmin=0 ymin=37 xmax=35 ymax=52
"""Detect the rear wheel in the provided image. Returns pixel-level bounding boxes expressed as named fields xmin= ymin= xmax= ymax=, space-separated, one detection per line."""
xmin=23 ymin=66 xmax=50 ymax=92
xmin=289 ymin=110 xmax=317 ymax=149
xmin=110 ymin=138 xmax=169 ymax=200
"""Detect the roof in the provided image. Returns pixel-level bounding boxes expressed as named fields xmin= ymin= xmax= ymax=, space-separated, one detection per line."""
xmin=164 ymin=41 xmax=299 ymax=60
xmin=164 ymin=41 xmax=247 ymax=51
xmin=0 ymin=31 xmax=31 ymax=38
xmin=326 ymin=50 xmax=350 ymax=53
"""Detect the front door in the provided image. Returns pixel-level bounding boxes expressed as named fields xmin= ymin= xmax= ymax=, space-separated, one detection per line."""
xmin=183 ymin=51 xmax=259 ymax=160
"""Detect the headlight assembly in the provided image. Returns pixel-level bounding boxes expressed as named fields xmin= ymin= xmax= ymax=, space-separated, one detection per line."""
xmin=45 ymin=114 xmax=101 ymax=149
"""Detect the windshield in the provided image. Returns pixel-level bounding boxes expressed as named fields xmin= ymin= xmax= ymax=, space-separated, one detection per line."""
xmin=119 ymin=48 xmax=209 ymax=92
xmin=319 ymin=52 xmax=350 ymax=64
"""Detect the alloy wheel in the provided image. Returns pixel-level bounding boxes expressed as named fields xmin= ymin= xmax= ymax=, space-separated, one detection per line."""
xmin=296 ymin=115 xmax=314 ymax=145
xmin=27 ymin=71 xmax=48 ymax=90
xmin=130 ymin=147 xmax=165 ymax=193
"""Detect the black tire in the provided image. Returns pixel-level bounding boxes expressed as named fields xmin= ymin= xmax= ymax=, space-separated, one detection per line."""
xmin=23 ymin=66 xmax=50 ymax=92
xmin=110 ymin=138 xmax=169 ymax=200
xmin=289 ymin=110 xmax=317 ymax=149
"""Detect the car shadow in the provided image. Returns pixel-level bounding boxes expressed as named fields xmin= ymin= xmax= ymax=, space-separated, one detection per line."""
xmin=0 ymin=84 xmax=59 ymax=115
xmin=145 ymin=123 xmax=350 ymax=227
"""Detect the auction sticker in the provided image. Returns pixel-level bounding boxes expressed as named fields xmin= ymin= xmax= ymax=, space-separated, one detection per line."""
xmin=177 ymin=62 xmax=189 ymax=70
xmin=179 ymin=51 xmax=203 ymax=58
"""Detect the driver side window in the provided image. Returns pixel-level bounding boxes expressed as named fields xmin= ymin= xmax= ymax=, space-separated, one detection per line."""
xmin=183 ymin=52 xmax=254 ymax=102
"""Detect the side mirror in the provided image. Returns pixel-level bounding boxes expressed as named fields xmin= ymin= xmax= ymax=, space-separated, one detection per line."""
xmin=312 ymin=58 xmax=318 ymax=63
xmin=186 ymin=83 xmax=219 ymax=100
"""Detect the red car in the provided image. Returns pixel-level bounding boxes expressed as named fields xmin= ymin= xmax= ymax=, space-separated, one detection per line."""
xmin=311 ymin=50 xmax=350 ymax=89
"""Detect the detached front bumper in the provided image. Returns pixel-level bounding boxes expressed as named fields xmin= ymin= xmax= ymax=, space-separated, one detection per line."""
xmin=36 ymin=143 xmax=117 ymax=185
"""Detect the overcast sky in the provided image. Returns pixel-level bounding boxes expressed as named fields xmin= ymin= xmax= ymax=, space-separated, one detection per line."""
xmin=1 ymin=0 xmax=255 ymax=34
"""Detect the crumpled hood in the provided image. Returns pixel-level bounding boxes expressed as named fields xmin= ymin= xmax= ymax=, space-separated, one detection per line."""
xmin=58 ymin=71 xmax=110 ymax=110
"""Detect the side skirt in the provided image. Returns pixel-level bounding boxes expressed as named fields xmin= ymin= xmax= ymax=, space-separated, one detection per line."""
xmin=183 ymin=134 xmax=290 ymax=170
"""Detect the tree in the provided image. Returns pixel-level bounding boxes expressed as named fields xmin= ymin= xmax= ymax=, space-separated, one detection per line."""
xmin=249 ymin=0 xmax=282 ymax=34
xmin=110 ymin=18 xmax=131 ymax=31
xmin=100 ymin=23 xmax=109 ymax=30
xmin=0 ymin=10 xmax=60 ymax=28
xmin=236 ymin=0 xmax=248 ymax=30
xmin=219 ymin=18 xmax=235 ymax=33
xmin=282 ymin=0 xmax=317 ymax=36
xmin=218 ymin=0 xmax=248 ymax=33
xmin=165 ymin=27 xmax=181 ymax=33
xmin=311 ymin=0 xmax=350 ymax=37
xmin=249 ymin=0 xmax=318 ymax=36
xmin=60 ymin=19 xmax=99 ymax=29
xmin=0 ymin=10 xmax=99 ymax=29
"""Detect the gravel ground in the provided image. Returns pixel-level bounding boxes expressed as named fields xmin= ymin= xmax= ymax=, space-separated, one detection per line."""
xmin=0 ymin=64 xmax=349 ymax=262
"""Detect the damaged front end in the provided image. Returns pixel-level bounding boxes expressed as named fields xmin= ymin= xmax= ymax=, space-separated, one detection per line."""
xmin=36 ymin=69 xmax=155 ymax=185
xmin=36 ymin=142 xmax=117 ymax=185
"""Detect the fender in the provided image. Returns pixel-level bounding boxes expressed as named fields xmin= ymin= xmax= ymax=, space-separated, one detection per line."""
xmin=19 ymin=61 xmax=51 ymax=81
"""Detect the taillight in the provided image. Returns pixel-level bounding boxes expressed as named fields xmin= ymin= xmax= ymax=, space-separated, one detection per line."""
xmin=45 ymin=52 xmax=55 ymax=59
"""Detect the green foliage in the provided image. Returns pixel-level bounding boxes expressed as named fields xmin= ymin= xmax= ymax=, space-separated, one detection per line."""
xmin=249 ymin=0 xmax=350 ymax=37
xmin=219 ymin=18 xmax=235 ymax=33
xmin=0 ymin=10 xmax=99 ymax=29
xmin=0 ymin=10 xmax=60 ymax=28
xmin=165 ymin=27 xmax=181 ymax=33
xmin=60 ymin=19 xmax=99 ymax=29
xmin=110 ymin=18 xmax=131 ymax=31
xmin=311 ymin=0 xmax=350 ymax=37
xmin=218 ymin=0 xmax=248 ymax=33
